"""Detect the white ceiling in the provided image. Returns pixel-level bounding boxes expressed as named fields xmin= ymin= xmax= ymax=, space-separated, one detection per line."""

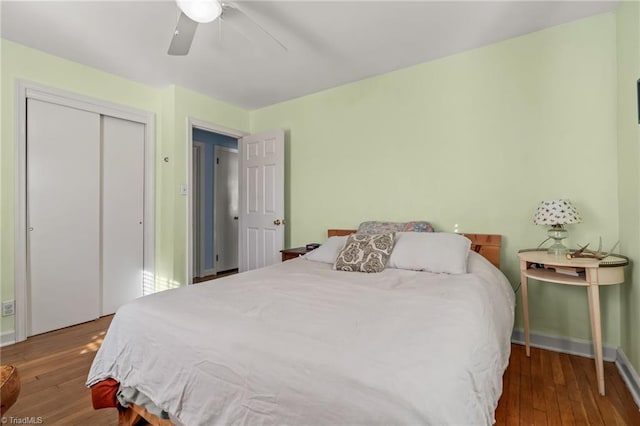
xmin=1 ymin=1 xmax=617 ymax=110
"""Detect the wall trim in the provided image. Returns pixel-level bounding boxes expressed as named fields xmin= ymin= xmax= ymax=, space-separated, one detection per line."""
xmin=14 ymin=80 xmax=156 ymax=342
xmin=192 ymin=141 xmax=207 ymax=278
xmin=0 ymin=331 xmax=16 ymax=347
xmin=615 ymin=348 xmax=640 ymax=409
xmin=511 ymin=328 xmax=617 ymax=362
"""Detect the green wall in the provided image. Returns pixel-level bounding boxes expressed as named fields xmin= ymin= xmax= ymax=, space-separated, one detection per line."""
xmin=251 ymin=13 xmax=623 ymax=346
xmin=1 ymin=8 xmax=637 ymax=376
xmin=0 ymin=39 xmax=249 ymax=333
xmin=616 ymin=1 xmax=640 ymax=375
xmin=153 ymin=85 xmax=249 ymax=290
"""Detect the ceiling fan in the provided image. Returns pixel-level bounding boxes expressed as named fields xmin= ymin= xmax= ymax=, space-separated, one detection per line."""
xmin=168 ymin=0 xmax=286 ymax=55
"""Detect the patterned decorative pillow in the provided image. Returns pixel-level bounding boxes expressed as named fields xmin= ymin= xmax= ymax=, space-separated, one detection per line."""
xmin=334 ymin=233 xmax=396 ymax=273
xmin=403 ymin=221 xmax=435 ymax=232
xmin=357 ymin=221 xmax=435 ymax=234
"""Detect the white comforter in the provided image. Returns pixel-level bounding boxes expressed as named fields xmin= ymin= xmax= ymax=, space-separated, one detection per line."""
xmin=87 ymin=252 xmax=514 ymax=426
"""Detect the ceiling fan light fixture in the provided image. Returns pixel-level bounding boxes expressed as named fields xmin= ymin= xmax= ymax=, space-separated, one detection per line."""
xmin=176 ymin=0 xmax=222 ymax=23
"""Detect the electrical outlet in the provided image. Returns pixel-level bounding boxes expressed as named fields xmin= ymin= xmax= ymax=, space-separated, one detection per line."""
xmin=2 ymin=300 xmax=15 ymax=317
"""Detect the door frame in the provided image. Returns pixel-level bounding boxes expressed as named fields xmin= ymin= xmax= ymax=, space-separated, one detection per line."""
xmin=213 ymin=145 xmax=239 ymax=274
xmin=14 ymin=80 xmax=155 ymax=343
xmin=191 ymin=142 xmax=206 ymax=278
xmin=186 ymin=118 xmax=246 ymax=285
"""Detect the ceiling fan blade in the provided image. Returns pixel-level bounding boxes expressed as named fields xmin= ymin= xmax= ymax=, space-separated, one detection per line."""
xmin=221 ymin=2 xmax=287 ymax=52
xmin=168 ymin=11 xmax=199 ymax=56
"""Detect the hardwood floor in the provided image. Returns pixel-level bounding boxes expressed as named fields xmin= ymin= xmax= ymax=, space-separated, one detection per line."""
xmin=0 ymin=316 xmax=115 ymax=425
xmin=495 ymin=345 xmax=640 ymax=425
xmin=1 ymin=317 xmax=639 ymax=425
xmin=192 ymin=268 xmax=238 ymax=283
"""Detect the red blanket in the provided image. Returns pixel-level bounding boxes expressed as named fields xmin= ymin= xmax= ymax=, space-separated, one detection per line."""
xmin=90 ymin=378 xmax=119 ymax=409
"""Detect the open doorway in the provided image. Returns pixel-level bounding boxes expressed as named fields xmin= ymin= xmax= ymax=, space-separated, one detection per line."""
xmin=191 ymin=127 xmax=240 ymax=282
xmin=187 ymin=120 xmax=284 ymax=283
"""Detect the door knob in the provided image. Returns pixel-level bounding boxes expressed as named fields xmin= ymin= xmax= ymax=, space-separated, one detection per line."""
xmin=273 ymin=219 xmax=281 ymax=225
xmin=233 ymin=216 xmax=239 ymax=220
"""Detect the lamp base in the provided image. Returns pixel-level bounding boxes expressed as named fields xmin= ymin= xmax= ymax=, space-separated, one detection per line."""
xmin=547 ymin=225 xmax=569 ymax=256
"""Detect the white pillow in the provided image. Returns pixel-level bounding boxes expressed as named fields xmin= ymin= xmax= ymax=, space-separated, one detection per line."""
xmin=387 ymin=232 xmax=471 ymax=274
xmin=304 ymin=236 xmax=348 ymax=264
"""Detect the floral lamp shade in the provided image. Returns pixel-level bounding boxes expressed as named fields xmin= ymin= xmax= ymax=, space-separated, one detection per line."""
xmin=533 ymin=199 xmax=581 ymax=256
xmin=533 ymin=199 xmax=582 ymax=226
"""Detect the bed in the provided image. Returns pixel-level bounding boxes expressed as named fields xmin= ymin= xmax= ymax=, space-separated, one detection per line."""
xmin=87 ymin=229 xmax=514 ymax=425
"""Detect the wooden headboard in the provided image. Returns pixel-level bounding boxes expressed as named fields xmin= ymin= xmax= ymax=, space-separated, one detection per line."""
xmin=327 ymin=229 xmax=502 ymax=269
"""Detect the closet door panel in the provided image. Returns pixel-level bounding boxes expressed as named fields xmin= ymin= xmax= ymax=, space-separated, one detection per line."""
xmin=27 ymin=99 xmax=101 ymax=336
xmin=102 ymin=116 xmax=145 ymax=315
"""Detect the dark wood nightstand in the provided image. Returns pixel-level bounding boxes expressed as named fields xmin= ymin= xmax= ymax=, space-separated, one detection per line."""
xmin=280 ymin=247 xmax=311 ymax=261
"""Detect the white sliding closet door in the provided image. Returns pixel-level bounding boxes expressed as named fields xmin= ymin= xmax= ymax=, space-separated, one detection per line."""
xmin=27 ymin=99 xmax=101 ymax=336
xmin=102 ymin=116 xmax=145 ymax=315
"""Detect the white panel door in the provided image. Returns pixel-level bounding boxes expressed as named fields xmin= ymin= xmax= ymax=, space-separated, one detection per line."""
xmin=102 ymin=116 xmax=145 ymax=315
xmin=27 ymin=99 xmax=101 ymax=336
xmin=239 ymin=129 xmax=285 ymax=272
xmin=214 ymin=146 xmax=239 ymax=272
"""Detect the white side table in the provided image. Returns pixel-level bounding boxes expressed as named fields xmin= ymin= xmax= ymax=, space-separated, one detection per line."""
xmin=517 ymin=249 xmax=628 ymax=396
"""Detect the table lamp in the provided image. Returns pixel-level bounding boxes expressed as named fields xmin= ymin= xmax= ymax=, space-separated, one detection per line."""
xmin=533 ymin=199 xmax=582 ymax=256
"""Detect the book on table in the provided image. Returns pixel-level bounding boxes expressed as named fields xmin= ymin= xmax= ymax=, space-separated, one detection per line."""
xmin=543 ymin=265 xmax=585 ymax=277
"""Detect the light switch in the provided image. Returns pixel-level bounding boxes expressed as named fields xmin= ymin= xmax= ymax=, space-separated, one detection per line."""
xmin=180 ymin=184 xmax=188 ymax=196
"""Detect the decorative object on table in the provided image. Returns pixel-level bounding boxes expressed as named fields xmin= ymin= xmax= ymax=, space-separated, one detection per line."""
xmin=305 ymin=243 xmax=320 ymax=251
xmin=568 ymin=237 xmax=620 ymax=260
xmin=533 ymin=199 xmax=582 ymax=256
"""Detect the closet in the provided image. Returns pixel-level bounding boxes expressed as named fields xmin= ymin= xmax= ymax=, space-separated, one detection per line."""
xmin=26 ymin=98 xmax=144 ymax=336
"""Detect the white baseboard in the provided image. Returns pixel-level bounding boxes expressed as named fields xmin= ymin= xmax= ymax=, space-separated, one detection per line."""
xmin=511 ymin=328 xmax=617 ymax=362
xmin=0 ymin=330 xmax=16 ymax=347
xmin=615 ymin=348 xmax=640 ymax=410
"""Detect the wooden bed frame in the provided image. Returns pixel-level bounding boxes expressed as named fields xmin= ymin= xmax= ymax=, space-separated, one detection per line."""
xmin=114 ymin=229 xmax=502 ymax=425
xmin=119 ymin=403 xmax=173 ymax=426
xmin=328 ymin=229 xmax=502 ymax=268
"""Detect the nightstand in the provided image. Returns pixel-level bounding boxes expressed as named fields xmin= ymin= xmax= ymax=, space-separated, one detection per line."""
xmin=517 ymin=249 xmax=628 ymax=396
xmin=280 ymin=247 xmax=311 ymax=261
